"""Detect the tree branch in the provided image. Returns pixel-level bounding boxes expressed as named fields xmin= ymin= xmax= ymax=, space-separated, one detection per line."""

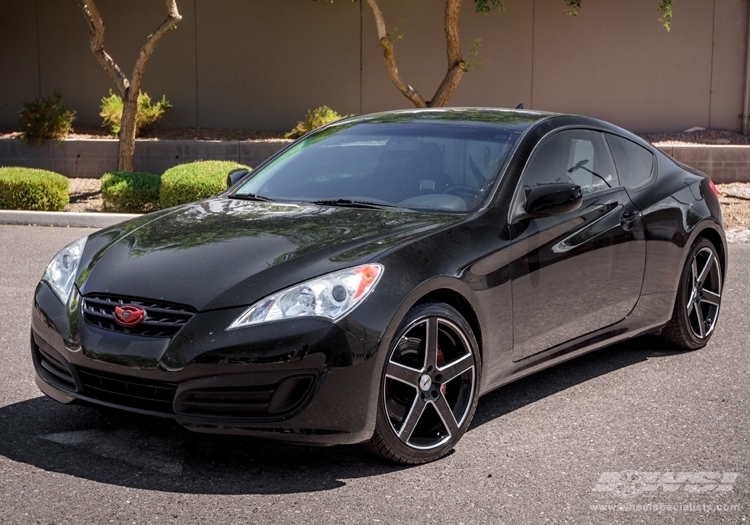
xmin=430 ymin=62 xmax=465 ymax=107
xmin=130 ymin=0 xmax=182 ymax=96
xmin=445 ymin=0 xmax=462 ymax=66
xmin=365 ymin=0 xmax=427 ymax=108
xmin=429 ymin=0 xmax=466 ymax=107
xmin=77 ymin=0 xmax=128 ymax=96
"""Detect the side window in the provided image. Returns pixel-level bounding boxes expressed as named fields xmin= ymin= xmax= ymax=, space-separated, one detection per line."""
xmin=605 ymin=134 xmax=654 ymax=189
xmin=522 ymin=130 xmax=618 ymax=197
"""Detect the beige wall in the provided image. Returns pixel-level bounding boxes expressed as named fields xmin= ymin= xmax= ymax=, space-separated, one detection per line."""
xmin=0 ymin=0 xmax=747 ymax=133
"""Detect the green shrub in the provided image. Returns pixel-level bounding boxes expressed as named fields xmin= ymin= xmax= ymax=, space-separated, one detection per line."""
xmin=101 ymin=171 xmax=161 ymax=213
xmin=18 ymin=92 xmax=76 ymax=144
xmin=285 ymin=105 xmax=350 ymax=139
xmin=0 ymin=167 xmax=69 ymax=211
xmin=100 ymin=90 xmax=172 ymax=136
xmin=160 ymin=161 xmax=251 ymax=209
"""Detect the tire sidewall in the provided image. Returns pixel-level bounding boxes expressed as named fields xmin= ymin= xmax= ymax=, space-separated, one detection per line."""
xmin=676 ymin=238 xmax=720 ymax=349
xmin=373 ymin=302 xmax=482 ymax=463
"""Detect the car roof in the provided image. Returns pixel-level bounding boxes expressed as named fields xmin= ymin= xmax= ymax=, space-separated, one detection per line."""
xmin=338 ymin=107 xmax=557 ymax=132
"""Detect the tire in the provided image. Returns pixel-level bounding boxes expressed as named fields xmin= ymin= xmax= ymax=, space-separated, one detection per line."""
xmin=365 ymin=302 xmax=481 ymax=464
xmin=662 ymin=237 xmax=723 ymax=350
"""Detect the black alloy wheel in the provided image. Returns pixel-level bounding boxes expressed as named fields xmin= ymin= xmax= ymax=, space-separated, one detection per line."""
xmin=662 ymin=237 xmax=723 ymax=349
xmin=366 ymin=302 xmax=480 ymax=464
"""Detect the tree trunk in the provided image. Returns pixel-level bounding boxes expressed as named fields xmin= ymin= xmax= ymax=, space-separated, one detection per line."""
xmin=364 ymin=0 xmax=465 ymax=108
xmin=430 ymin=0 xmax=466 ymax=107
xmin=118 ymin=91 xmax=139 ymax=172
xmin=79 ymin=0 xmax=181 ymax=172
xmin=365 ymin=0 xmax=427 ymax=107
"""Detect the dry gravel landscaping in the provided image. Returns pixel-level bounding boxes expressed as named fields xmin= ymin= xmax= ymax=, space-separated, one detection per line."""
xmin=4 ymin=125 xmax=750 ymax=145
xmin=0 ymin=126 xmax=288 ymax=142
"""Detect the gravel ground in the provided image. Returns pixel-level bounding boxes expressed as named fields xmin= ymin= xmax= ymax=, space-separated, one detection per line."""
xmin=0 ymin=126 xmax=288 ymax=142
xmin=65 ymin=178 xmax=103 ymax=213
xmin=642 ymin=128 xmax=750 ymax=146
xmin=717 ymin=183 xmax=750 ymax=240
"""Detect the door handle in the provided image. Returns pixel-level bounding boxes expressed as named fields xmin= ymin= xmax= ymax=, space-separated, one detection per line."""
xmin=619 ymin=210 xmax=642 ymax=231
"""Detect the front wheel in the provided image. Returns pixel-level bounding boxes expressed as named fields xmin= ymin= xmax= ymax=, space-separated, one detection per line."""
xmin=662 ymin=238 xmax=723 ymax=349
xmin=366 ymin=303 xmax=480 ymax=464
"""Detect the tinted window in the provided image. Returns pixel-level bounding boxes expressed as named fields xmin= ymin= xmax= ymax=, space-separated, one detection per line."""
xmin=235 ymin=122 xmax=518 ymax=212
xmin=606 ymin=134 xmax=654 ymax=189
xmin=522 ymin=130 xmax=618 ymax=197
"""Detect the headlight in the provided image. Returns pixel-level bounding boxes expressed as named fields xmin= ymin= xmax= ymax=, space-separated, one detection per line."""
xmin=228 ymin=264 xmax=383 ymax=330
xmin=42 ymin=237 xmax=87 ymax=304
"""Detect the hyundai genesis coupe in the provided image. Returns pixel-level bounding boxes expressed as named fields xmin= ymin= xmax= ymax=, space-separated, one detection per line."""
xmin=31 ymin=108 xmax=726 ymax=464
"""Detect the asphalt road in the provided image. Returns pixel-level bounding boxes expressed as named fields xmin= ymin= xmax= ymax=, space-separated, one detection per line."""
xmin=0 ymin=224 xmax=748 ymax=524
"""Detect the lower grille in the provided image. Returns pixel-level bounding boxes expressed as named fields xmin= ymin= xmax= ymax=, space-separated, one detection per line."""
xmin=82 ymin=294 xmax=195 ymax=338
xmin=32 ymin=340 xmax=77 ymax=392
xmin=175 ymin=375 xmax=317 ymax=419
xmin=42 ymin=359 xmax=317 ymax=420
xmin=78 ymin=367 xmax=178 ymax=414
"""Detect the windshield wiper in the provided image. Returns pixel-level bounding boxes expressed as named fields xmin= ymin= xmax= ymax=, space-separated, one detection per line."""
xmin=232 ymin=193 xmax=274 ymax=202
xmin=310 ymin=199 xmax=396 ymax=210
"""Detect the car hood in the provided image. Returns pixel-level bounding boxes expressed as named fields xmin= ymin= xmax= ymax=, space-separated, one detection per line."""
xmin=78 ymin=198 xmax=463 ymax=311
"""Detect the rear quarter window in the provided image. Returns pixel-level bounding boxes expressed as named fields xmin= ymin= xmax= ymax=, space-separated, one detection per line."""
xmin=606 ymin=134 xmax=655 ymax=189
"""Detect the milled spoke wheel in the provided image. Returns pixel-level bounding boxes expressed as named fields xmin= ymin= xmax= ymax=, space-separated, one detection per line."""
xmin=685 ymin=247 xmax=722 ymax=339
xmin=367 ymin=303 xmax=480 ymax=464
xmin=662 ymin=238 xmax=723 ymax=350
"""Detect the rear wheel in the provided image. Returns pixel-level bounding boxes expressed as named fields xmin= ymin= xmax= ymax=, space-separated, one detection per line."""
xmin=662 ymin=238 xmax=723 ymax=349
xmin=366 ymin=303 xmax=480 ymax=464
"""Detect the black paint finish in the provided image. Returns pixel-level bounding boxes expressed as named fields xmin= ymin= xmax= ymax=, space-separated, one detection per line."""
xmin=31 ymin=108 xmax=727 ymax=446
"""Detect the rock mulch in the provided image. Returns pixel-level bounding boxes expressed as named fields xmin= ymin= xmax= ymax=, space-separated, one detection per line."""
xmin=726 ymin=228 xmax=750 ymax=244
xmin=642 ymin=128 xmax=750 ymax=146
xmin=66 ymin=178 xmax=102 ymax=213
xmin=0 ymin=126 xmax=288 ymax=142
xmin=3 ymin=126 xmax=749 ymax=145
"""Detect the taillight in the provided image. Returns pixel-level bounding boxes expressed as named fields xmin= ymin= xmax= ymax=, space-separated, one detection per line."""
xmin=708 ymin=179 xmax=719 ymax=198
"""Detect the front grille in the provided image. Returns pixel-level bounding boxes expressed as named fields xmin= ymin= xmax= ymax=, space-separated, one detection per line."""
xmin=33 ymin=343 xmax=77 ymax=392
xmin=82 ymin=294 xmax=195 ymax=338
xmin=78 ymin=367 xmax=178 ymax=414
xmin=174 ymin=375 xmax=316 ymax=419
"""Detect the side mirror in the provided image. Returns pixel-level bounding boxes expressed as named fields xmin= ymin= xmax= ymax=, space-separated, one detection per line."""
xmin=227 ymin=168 xmax=250 ymax=188
xmin=523 ymin=183 xmax=583 ymax=218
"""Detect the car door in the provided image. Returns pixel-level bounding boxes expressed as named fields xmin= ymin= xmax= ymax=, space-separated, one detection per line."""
xmin=509 ymin=129 xmax=646 ymax=361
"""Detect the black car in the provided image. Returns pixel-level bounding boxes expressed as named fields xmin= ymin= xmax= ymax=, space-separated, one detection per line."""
xmin=31 ymin=108 xmax=726 ymax=464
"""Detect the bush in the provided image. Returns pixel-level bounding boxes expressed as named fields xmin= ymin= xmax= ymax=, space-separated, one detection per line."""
xmin=18 ymin=92 xmax=76 ymax=144
xmin=285 ymin=106 xmax=350 ymax=139
xmin=101 ymin=171 xmax=161 ymax=213
xmin=160 ymin=161 xmax=251 ymax=209
xmin=100 ymin=90 xmax=172 ymax=136
xmin=0 ymin=167 xmax=69 ymax=211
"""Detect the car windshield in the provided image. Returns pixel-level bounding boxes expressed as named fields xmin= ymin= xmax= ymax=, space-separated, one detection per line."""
xmin=234 ymin=121 xmax=520 ymax=212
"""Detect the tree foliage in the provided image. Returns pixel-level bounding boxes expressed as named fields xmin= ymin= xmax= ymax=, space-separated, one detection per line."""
xmin=99 ymin=90 xmax=172 ymax=136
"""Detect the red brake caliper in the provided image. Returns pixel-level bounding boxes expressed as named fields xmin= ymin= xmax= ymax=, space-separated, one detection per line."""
xmin=436 ymin=346 xmax=447 ymax=395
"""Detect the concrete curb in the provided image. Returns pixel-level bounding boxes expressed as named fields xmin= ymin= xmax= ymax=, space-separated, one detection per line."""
xmin=0 ymin=210 xmax=140 ymax=228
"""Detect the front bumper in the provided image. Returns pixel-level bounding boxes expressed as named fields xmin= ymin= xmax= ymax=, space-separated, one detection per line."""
xmin=31 ymin=281 xmax=384 ymax=445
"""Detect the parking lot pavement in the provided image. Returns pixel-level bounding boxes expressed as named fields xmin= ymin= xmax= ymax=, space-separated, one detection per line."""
xmin=0 ymin=224 xmax=748 ymax=524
